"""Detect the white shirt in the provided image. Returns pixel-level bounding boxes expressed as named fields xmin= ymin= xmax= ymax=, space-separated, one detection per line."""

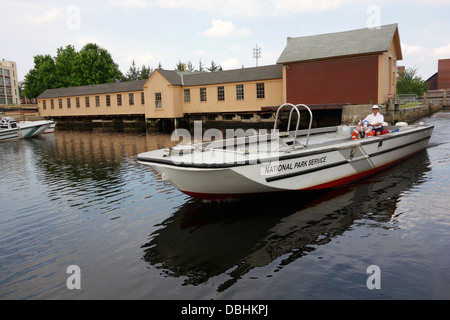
xmin=363 ymin=112 xmax=384 ymax=129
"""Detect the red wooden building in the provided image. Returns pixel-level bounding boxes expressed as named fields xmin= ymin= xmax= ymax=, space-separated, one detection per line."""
xmin=277 ymin=24 xmax=403 ymax=107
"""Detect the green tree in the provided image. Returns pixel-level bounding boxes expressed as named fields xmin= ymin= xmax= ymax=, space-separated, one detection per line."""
xmin=140 ymin=65 xmax=153 ymax=79
xmin=186 ymin=61 xmax=195 ymax=72
xmin=54 ymin=45 xmax=78 ymax=87
xmin=198 ymin=59 xmax=205 ymax=72
xmin=396 ymin=67 xmax=428 ymax=96
xmin=76 ymin=43 xmax=124 ymax=85
xmin=175 ymin=60 xmax=185 ymax=71
xmin=207 ymin=60 xmax=222 ymax=72
xmin=125 ymin=59 xmax=140 ymax=81
xmin=23 ymin=54 xmax=56 ymax=98
xmin=23 ymin=43 xmax=124 ymax=97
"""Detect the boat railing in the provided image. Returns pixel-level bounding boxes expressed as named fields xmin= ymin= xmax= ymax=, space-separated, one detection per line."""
xmin=274 ymin=103 xmax=313 ymax=149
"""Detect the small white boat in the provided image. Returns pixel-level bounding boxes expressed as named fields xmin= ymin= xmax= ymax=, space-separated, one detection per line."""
xmin=0 ymin=117 xmax=54 ymax=141
xmin=0 ymin=117 xmax=20 ymax=141
xmin=138 ymin=103 xmax=434 ymax=200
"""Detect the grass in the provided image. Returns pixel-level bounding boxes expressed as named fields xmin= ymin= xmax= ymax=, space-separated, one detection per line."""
xmin=399 ymin=102 xmax=422 ymax=109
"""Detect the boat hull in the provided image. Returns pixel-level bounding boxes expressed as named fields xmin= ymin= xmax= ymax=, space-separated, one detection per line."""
xmin=0 ymin=127 xmax=20 ymax=141
xmin=19 ymin=120 xmax=53 ymax=138
xmin=138 ymin=125 xmax=434 ymax=200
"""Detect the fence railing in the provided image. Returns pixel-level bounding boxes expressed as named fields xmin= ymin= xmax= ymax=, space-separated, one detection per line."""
xmin=422 ymin=89 xmax=449 ymax=105
xmin=396 ymin=94 xmax=418 ymax=105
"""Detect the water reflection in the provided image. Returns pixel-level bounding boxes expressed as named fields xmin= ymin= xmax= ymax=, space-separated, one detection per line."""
xmin=20 ymin=131 xmax=176 ymax=216
xmin=142 ymin=151 xmax=431 ymax=293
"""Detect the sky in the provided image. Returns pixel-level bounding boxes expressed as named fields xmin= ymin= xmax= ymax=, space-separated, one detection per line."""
xmin=1 ymin=0 xmax=450 ymax=83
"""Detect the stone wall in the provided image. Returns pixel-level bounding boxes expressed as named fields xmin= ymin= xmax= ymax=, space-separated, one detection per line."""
xmin=342 ymin=104 xmax=443 ymax=125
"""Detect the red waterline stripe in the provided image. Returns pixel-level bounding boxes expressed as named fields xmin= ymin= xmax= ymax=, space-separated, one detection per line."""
xmin=180 ymin=149 xmax=425 ymax=200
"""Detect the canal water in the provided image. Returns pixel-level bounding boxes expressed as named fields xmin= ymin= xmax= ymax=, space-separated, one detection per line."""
xmin=0 ymin=111 xmax=449 ymax=301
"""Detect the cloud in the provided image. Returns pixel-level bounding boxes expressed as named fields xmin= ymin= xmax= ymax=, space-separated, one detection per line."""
xmin=204 ymin=19 xmax=235 ymax=37
xmin=108 ymin=0 xmax=149 ymax=8
xmin=237 ymin=27 xmax=251 ymax=37
xmin=274 ymin=0 xmax=344 ymax=13
xmin=125 ymin=53 xmax=155 ymax=65
xmin=149 ymin=0 xmax=218 ymax=10
xmin=220 ymin=58 xmax=240 ymax=69
xmin=28 ymin=8 xmax=63 ymax=25
xmin=402 ymin=43 xmax=427 ymax=56
xmin=434 ymin=43 xmax=450 ymax=57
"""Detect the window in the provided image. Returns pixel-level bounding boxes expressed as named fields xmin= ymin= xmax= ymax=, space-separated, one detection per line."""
xmin=43 ymin=100 xmax=47 ymax=109
xmin=106 ymin=95 xmax=111 ymax=107
xmin=117 ymin=94 xmax=122 ymax=106
xmin=0 ymin=69 xmax=2 ymax=76
xmin=76 ymin=97 xmax=80 ymax=108
xmin=256 ymin=83 xmax=265 ymax=99
xmin=85 ymin=97 xmax=90 ymax=107
xmin=67 ymin=98 xmax=71 ymax=108
xmin=141 ymin=92 xmax=145 ymax=105
xmin=236 ymin=84 xmax=244 ymax=100
xmin=155 ymin=92 xmax=162 ymax=109
xmin=95 ymin=96 xmax=100 ymax=107
xmin=200 ymin=88 xmax=207 ymax=102
xmin=129 ymin=93 xmax=134 ymax=105
xmin=5 ymin=78 xmax=11 ymax=86
xmin=0 ymin=87 xmax=4 ymax=94
xmin=59 ymin=99 xmax=63 ymax=108
xmin=4 ymin=69 xmax=9 ymax=77
xmin=217 ymin=86 xmax=225 ymax=101
xmin=50 ymin=99 xmax=54 ymax=109
xmin=184 ymin=89 xmax=191 ymax=103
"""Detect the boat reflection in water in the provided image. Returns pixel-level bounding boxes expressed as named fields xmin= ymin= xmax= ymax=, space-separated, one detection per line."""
xmin=142 ymin=150 xmax=430 ymax=293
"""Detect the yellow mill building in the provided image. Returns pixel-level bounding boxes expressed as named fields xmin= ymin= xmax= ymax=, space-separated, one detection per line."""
xmin=37 ymin=65 xmax=284 ymax=129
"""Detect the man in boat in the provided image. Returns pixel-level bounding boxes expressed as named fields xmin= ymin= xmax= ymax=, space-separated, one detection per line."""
xmin=357 ymin=105 xmax=384 ymax=136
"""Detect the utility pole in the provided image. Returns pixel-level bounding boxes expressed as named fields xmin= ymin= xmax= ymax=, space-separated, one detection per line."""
xmin=253 ymin=44 xmax=261 ymax=67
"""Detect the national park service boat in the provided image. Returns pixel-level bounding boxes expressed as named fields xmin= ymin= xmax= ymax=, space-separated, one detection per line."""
xmin=137 ymin=103 xmax=434 ymax=200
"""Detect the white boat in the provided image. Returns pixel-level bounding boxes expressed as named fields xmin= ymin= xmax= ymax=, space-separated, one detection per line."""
xmin=0 ymin=117 xmax=20 ymax=141
xmin=0 ymin=117 xmax=54 ymax=141
xmin=137 ymin=103 xmax=434 ymax=200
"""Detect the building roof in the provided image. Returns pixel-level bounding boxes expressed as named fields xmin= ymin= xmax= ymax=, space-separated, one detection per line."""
xmin=38 ymin=65 xmax=283 ymax=99
xmin=156 ymin=64 xmax=283 ymax=86
xmin=37 ymin=79 xmax=147 ymax=99
xmin=277 ymin=23 xmax=402 ymax=64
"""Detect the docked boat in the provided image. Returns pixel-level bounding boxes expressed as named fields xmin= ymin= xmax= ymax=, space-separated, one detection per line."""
xmin=137 ymin=103 xmax=434 ymax=200
xmin=0 ymin=117 xmax=20 ymax=141
xmin=0 ymin=117 xmax=54 ymax=141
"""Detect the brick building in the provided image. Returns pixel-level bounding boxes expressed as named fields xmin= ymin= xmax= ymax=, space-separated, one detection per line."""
xmin=426 ymin=59 xmax=450 ymax=90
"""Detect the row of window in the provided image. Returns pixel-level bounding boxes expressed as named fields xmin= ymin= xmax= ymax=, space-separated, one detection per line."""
xmin=0 ymin=87 xmax=15 ymax=95
xmin=42 ymin=92 xmax=145 ymax=109
xmin=0 ymin=68 xmax=11 ymax=77
xmin=0 ymin=78 xmax=13 ymax=86
xmin=183 ymin=83 xmax=265 ymax=104
xmin=0 ymin=97 xmax=14 ymax=104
